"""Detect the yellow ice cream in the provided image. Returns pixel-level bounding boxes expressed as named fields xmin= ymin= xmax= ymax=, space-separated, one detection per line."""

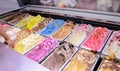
xmin=26 ymin=15 xmax=44 ymax=30
xmin=16 ymin=15 xmax=34 ymax=28
xmin=14 ymin=34 xmax=44 ymax=54
xmin=64 ymin=58 xmax=86 ymax=71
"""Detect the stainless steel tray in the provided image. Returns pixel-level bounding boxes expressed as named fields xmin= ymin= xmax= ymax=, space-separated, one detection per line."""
xmin=102 ymin=31 xmax=120 ymax=59
xmin=81 ymin=28 xmax=112 ymax=52
xmin=41 ymin=47 xmax=78 ymax=71
xmin=62 ymin=49 xmax=99 ymax=71
xmin=66 ymin=24 xmax=94 ymax=47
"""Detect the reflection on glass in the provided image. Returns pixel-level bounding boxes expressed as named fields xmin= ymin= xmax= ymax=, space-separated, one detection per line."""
xmin=31 ymin=0 xmax=120 ymax=13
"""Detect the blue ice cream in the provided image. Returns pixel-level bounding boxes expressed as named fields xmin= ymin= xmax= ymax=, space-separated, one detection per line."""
xmin=40 ymin=19 xmax=66 ymax=36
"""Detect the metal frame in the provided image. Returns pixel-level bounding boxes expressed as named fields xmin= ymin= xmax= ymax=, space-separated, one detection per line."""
xmin=26 ymin=5 xmax=120 ymax=23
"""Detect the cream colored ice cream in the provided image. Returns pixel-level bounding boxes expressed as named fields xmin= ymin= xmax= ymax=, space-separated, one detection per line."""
xmin=106 ymin=31 xmax=120 ymax=59
xmin=14 ymin=29 xmax=33 ymax=46
xmin=67 ymin=30 xmax=86 ymax=46
xmin=14 ymin=34 xmax=44 ymax=54
xmin=67 ymin=24 xmax=93 ymax=46
xmin=6 ymin=28 xmax=21 ymax=40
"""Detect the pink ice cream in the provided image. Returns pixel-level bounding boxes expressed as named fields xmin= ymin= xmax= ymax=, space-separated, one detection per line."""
xmin=83 ymin=27 xmax=110 ymax=51
xmin=1 ymin=23 xmax=9 ymax=28
xmin=77 ymin=24 xmax=93 ymax=34
xmin=0 ymin=22 xmax=13 ymax=31
xmin=26 ymin=37 xmax=58 ymax=62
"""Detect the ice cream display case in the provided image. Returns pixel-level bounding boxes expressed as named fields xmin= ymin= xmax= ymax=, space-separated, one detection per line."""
xmin=0 ymin=0 xmax=120 ymax=71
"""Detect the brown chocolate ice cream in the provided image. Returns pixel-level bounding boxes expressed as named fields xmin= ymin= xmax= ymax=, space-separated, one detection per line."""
xmin=42 ymin=41 xmax=75 ymax=71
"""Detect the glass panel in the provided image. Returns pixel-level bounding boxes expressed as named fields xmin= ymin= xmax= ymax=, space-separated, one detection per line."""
xmin=30 ymin=0 xmax=120 ymax=13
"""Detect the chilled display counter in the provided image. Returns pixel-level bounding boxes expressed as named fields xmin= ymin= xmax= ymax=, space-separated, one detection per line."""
xmin=0 ymin=1 xmax=120 ymax=71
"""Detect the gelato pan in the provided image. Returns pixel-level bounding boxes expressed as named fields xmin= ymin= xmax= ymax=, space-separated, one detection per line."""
xmin=67 ymin=24 xmax=93 ymax=46
xmin=52 ymin=21 xmax=76 ymax=40
xmin=0 ymin=22 xmax=21 ymax=40
xmin=42 ymin=41 xmax=76 ymax=71
xmin=26 ymin=37 xmax=58 ymax=62
xmin=0 ymin=22 xmax=14 ymax=31
xmin=16 ymin=15 xmax=34 ymax=28
xmin=14 ymin=29 xmax=33 ymax=46
xmin=0 ymin=22 xmax=9 ymax=28
xmin=32 ymin=18 xmax=53 ymax=32
xmin=6 ymin=28 xmax=21 ymax=40
xmin=40 ymin=19 xmax=66 ymax=36
xmin=64 ymin=48 xmax=98 ymax=71
xmin=26 ymin=15 xmax=44 ymax=30
xmin=98 ymin=59 xmax=120 ymax=71
xmin=82 ymin=27 xmax=111 ymax=51
xmin=14 ymin=34 xmax=44 ymax=54
xmin=103 ymin=31 xmax=120 ymax=59
xmin=8 ymin=13 xmax=29 ymax=25
xmin=1 ymin=13 xmax=20 ymax=22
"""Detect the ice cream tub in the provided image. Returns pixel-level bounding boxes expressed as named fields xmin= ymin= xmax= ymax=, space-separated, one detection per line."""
xmin=33 ymin=18 xmax=53 ymax=33
xmin=0 ymin=13 xmax=20 ymax=22
xmin=41 ymin=47 xmax=78 ymax=71
xmin=25 ymin=37 xmax=59 ymax=63
xmin=63 ymin=48 xmax=99 ymax=71
xmin=97 ymin=58 xmax=120 ymax=71
xmin=41 ymin=41 xmax=78 ymax=71
xmin=39 ymin=19 xmax=66 ymax=37
xmin=15 ymin=15 xmax=34 ymax=28
xmin=52 ymin=29 xmax=72 ymax=41
xmin=14 ymin=34 xmax=45 ymax=54
xmin=39 ymin=42 xmax=60 ymax=63
xmin=0 ymin=21 xmax=13 ymax=27
xmin=102 ymin=31 xmax=120 ymax=59
xmin=65 ymin=24 xmax=94 ymax=47
xmin=81 ymin=27 xmax=112 ymax=52
xmin=52 ymin=22 xmax=77 ymax=41
xmin=59 ymin=47 xmax=78 ymax=71
xmin=8 ymin=13 xmax=30 ymax=26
